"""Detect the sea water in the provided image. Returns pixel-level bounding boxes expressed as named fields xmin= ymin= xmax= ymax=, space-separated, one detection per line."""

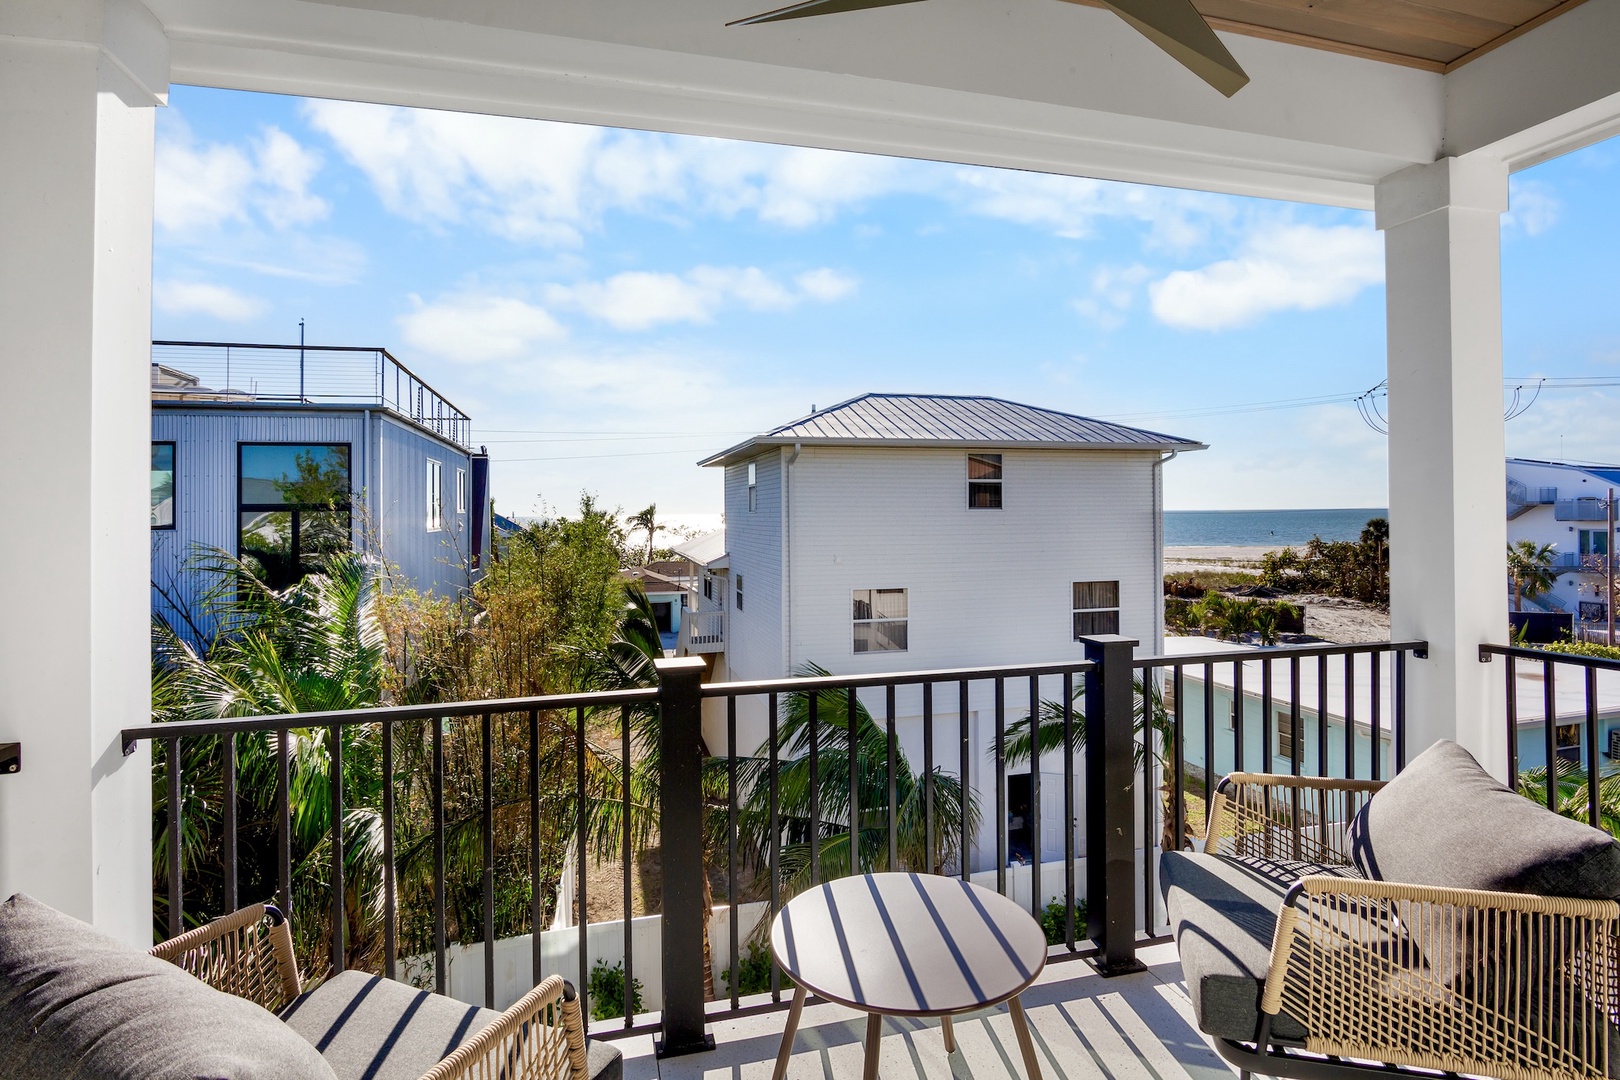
xmin=1165 ymin=508 xmax=1387 ymax=548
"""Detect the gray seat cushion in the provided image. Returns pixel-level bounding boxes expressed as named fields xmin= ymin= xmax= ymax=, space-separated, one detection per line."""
xmin=1349 ymin=739 xmax=1620 ymax=898
xmin=0 ymin=893 xmax=338 ymax=1080
xmin=281 ymin=970 xmax=621 ymax=1080
xmin=1160 ymin=851 xmax=1369 ymax=1044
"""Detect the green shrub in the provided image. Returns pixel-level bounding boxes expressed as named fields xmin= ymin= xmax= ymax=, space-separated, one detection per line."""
xmin=588 ymin=959 xmax=644 ymax=1022
xmin=720 ymin=943 xmax=782 ymax=998
xmin=1038 ymin=898 xmax=1089 ymax=946
xmin=1529 ymin=640 xmax=1620 ymax=662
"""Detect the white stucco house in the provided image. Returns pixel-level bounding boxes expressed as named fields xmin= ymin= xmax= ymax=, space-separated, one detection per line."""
xmin=688 ymin=393 xmax=1203 ymax=871
xmin=1506 ymin=457 xmax=1620 ymax=623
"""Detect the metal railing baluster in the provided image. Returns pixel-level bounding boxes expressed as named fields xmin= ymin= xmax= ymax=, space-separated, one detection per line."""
xmin=432 ymin=717 xmax=446 ymax=995
xmin=167 ymin=737 xmax=182 ymax=938
xmin=383 ymin=719 xmax=397 ymax=982
xmin=481 ymin=712 xmax=494 ymax=1008
xmin=331 ymin=723 xmax=345 ymax=975
xmin=222 ymin=733 xmax=237 ymax=914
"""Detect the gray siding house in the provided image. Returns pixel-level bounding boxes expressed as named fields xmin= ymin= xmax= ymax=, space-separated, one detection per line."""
xmin=150 ymin=341 xmax=491 ymax=641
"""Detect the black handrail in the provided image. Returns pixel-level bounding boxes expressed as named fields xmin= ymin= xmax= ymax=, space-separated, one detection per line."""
xmin=130 ymin=638 xmax=1424 ymax=1051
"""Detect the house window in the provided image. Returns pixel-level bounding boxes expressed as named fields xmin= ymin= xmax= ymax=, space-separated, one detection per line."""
xmin=238 ymin=443 xmax=351 ymax=590
xmin=853 ymin=588 xmax=909 ymax=653
xmin=151 ymin=442 xmax=175 ymax=529
xmin=1274 ymin=709 xmax=1296 ymax=761
xmin=1557 ymin=722 xmax=1582 ymax=760
xmin=456 ymin=467 xmax=467 ymax=514
xmin=427 ymin=460 xmax=443 ymax=531
xmin=1072 ymin=581 xmax=1120 ymax=638
xmin=1581 ymin=529 xmax=1609 ymax=557
xmin=968 ymin=453 xmax=1003 ymax=509
xmin=703 ymin=574 xmax=713 ymax=601
xmin=748 ymin=462 xmax=757 ymax=513
xmin=735 ymin=574 xmax=744 ymax=612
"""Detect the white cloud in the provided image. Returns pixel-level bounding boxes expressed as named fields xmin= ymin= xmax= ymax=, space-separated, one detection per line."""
xmin=1505 ymin=178 xmax=1559 ymax=237
xmin=1072 ymin=264 xmax=1149 ymax=329
xmin=796 ymin=268 xmax=859 ymax=302
xmin=399 ymin=293 xmax=567 ymax=362
xmin=155 ymin=120 xmax=328 ymax=234
xmin=949 ymin=168 xmax=1233 ymax=250
xmin=1148 ymin=224 xmax=1384 ymax=331
xmin=153 ymin=281 xmax=269 ymax=322
xmin=546 ymin=265 xmax=852 ymax=330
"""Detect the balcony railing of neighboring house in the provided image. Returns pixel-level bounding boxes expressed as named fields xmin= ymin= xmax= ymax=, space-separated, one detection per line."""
xmin=1556 ymin=498 xmax=1609 ymax=522
xmin=1548 ymin=552 xmax=1610 ymax=571
xmin=677 ymin=609 xmax=726 ymax=654
xmin=122 ymin=637 xmax=1423 ymax=1056
xmin=1480 ymin=644 xmax=1620 ymax=823
xmin=1507 ymin=481 xmax=1559 ymax=519
xmin=151 ymin=341 xmax=473 ymax=449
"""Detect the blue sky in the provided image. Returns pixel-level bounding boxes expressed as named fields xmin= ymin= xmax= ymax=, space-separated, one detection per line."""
xmin=152 ymin=86 xmax=1620 ymax=530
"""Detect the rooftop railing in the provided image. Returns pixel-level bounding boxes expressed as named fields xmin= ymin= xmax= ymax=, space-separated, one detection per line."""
xmin=151 ymin=340 xmax=472 ymax=448
xmin=123 ymin=636 xmax=1423 ymax=1055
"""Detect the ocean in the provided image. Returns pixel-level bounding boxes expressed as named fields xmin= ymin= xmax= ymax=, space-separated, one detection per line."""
xmin=1165 ymin=508 xmax=1387 ymax=548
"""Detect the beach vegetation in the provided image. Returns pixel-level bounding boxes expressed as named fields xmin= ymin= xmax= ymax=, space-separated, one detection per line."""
xmin=1166 ymin=591 xmax=1301 ymax=645
xmin=1256 ymin=517 xmax=1390 ymax=606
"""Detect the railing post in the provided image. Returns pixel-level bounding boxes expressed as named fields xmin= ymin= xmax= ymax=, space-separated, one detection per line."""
xmin=1082 ymin=634 xmax=1145 ymax=976
xmin=654 ymin=657 xmax=714 ymax=1057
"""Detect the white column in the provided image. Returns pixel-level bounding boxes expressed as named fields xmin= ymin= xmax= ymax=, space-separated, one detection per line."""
xmin=1376 ymin=156 xmax=1510 ymax=777
xmin=0 ymin=0 xmax=167 ymax=945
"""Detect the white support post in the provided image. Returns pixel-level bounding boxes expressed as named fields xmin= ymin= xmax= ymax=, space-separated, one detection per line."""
xmin=0 ymin=0 xmax=168 ymax=945
xmin=1376 ymin=156 xmax=1511 ymax=777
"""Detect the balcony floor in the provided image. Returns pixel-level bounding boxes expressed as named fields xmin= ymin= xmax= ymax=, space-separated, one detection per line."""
xmin=612 ymin=942 xmax=1232 ymax=1080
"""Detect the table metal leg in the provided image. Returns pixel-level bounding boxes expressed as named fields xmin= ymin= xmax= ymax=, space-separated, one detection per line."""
xmin=772 ymin=984 xmax=807 ymax=1080
xmin=863 ymin=1013 xmax=883 ymax=1080
xmin=1009 ymin=996 xmax=1043 ymax=1080
xmin=942 ymin=1015 xmax=956 ymax=1054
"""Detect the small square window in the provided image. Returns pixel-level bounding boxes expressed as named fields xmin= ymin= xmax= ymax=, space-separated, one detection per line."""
xmin=853 ymin=588 xmax=908 ymax=653
xmin=1072 ymin=580 xmax=1120 ymax=639
xmin=968 ymin=453 xmax=1002 ymax=509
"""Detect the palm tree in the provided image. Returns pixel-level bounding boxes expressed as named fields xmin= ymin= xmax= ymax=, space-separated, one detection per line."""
xmin=1003 ymin=676 xmax=1187 ymax=851
xmin=732 ymin=664 xmax=980 ymax=897
xmin=1507 ymin=539 xmax=1559 ymax=611
xmin=629 ymin=504 xmax=658 ymax=566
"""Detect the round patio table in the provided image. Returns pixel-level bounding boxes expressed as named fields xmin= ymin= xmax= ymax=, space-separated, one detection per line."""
xmin=768 ymin=871 xmax=1047 ymax=1080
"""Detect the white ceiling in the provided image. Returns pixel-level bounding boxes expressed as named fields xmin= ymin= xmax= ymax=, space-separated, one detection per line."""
xmin=139 ymin=0 xmax=1620 ymax=208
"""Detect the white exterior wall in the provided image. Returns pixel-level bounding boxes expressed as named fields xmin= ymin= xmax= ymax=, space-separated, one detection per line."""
xmin=721 ymin=450 xmax=786 ymax=682
xmin=1506 ymin=459 xmax=1620 ymax=616
xmin=784 ymin=446 xmax=1161 ymax=674
xmin=713 ymin=443 xmax=1164 ymax=872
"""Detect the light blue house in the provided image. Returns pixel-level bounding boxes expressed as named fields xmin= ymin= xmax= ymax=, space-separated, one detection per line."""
xmin=150 ymin=341 xmax=491 ymax=642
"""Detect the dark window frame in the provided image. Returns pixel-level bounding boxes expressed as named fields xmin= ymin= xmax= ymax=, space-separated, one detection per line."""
xmin=237 ymin=441 xmax=353 ymax=589
xmin=736 ymin=573 xmax=744 ymax=612
xmin=968 ymin=452 xmax=1003 ymax=510
xmin=1072 ymin=580 xmax=1121 ymax=639
xmin=151 ymin=441 xmax=176 ymax=531
xmin=853 ymin=587 xmax=909 ymax=654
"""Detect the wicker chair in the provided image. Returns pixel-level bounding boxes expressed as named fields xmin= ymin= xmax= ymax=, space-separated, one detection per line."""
xmin=1163 ymin=748 xmax=1620 ymax=1080
xmin=151 ymin=903 xmax=608 ymax=1080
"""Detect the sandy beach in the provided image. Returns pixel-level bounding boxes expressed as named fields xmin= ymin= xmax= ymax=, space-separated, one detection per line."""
xmin=1164 ymin=544 xmax=1277 ymax=571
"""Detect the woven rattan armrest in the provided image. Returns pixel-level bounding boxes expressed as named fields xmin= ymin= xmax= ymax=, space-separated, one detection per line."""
xmin=1206 ymin=772 xmax=1386 ymax=865
xmin=1260 ymin=875 xmax=1620 ymax=1080
xmin=418 ymin=975 xmax=589 ymax=1080
xmin=150 ymin=903 xmax=303 ymax=1014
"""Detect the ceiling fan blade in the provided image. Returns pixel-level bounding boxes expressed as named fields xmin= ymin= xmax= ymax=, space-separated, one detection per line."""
xmin=1094 ymin=0 xmax=1249 ymax=97
xmin=729 ymin=0 xmax=928 ymax=27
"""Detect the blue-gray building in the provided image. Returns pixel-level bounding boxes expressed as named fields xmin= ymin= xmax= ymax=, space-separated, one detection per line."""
xmin=150 ymin=341 xmax=491 ymax=640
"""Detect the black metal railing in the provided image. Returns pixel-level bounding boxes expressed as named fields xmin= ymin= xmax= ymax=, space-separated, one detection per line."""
xmin=125 ymin=637 xmax=1423 ymax=1057
xmin=1481 ymin=643 xmax=1620 ymax=828
xmin=151 ymin=341 xmax=473 ymax=448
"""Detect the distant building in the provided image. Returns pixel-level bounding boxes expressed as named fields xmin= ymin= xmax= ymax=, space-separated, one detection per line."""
xmin=150 ymin=341 xmax=491 ymax=640
xmin=1506 ymin=457 xmax=1620 ymax=625
xmin=688 ymin=393 xmax=1203 ymax=871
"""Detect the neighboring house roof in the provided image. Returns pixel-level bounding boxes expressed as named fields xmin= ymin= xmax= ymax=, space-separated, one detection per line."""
xmin=1509 ymin=457 xmax=1620 ymax=490
xmin=620 ymin=566 xmax=688 ymax=595
xmin=673 ymin=530 xmax=727 ymax=567
xmin=492 ymin=512 xmax=525 ymax=535
xmin=699 ymin=393 xmax=1205 ymax=466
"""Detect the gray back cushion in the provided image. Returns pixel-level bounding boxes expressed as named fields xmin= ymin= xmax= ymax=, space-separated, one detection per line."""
xmin=1350 ymin=740 xmax=1620 ymax=898
xmin=0 ymin=894 xmax=338 ymax=1080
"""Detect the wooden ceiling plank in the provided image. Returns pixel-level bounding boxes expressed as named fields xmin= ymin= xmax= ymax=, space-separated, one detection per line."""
xmin=1197 ymin=15 xmax=1449 ymax=69
xmin=1199 ymin=0 xmax=1472 ymax=61
xmin=1213 ymin=0 xmax=1515 ymax=50
xmin=1443 ymin=0 xmax=1592 ymax=69
xmin=1402 ymin=0 xmax=1558 ymax=24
